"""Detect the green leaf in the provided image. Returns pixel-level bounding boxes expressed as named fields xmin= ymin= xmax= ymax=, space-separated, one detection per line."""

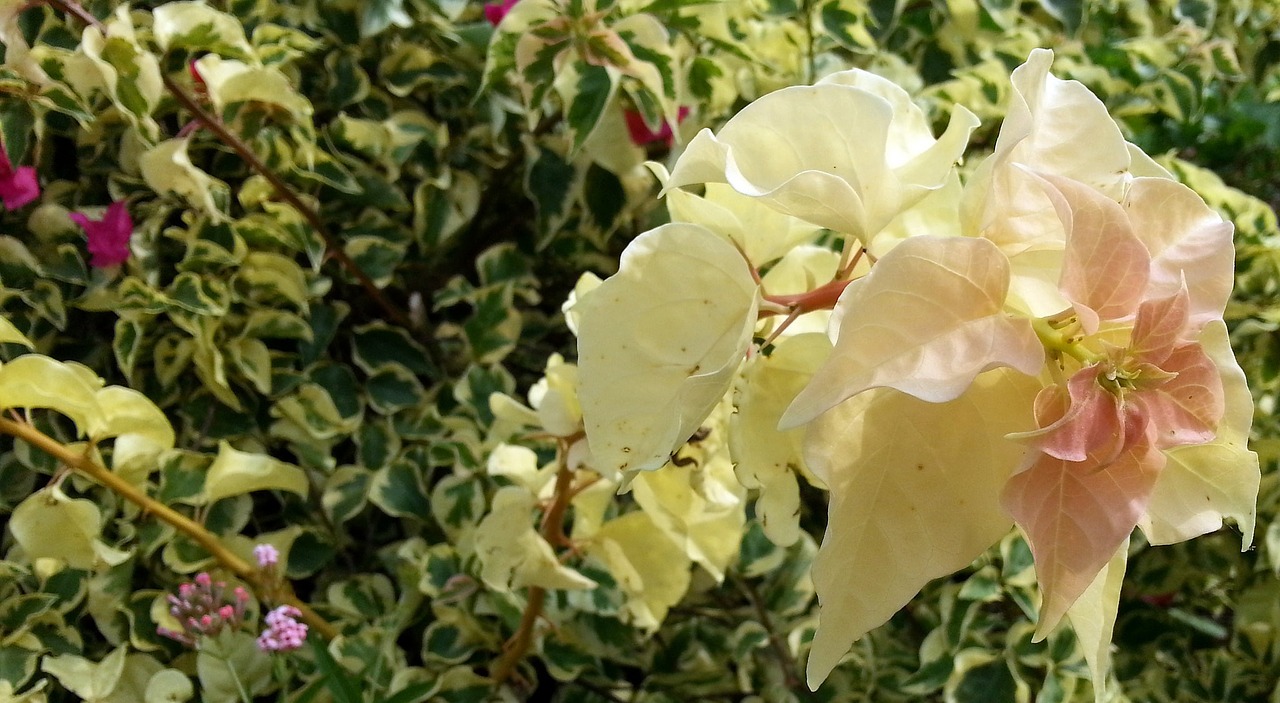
xmin=369 ymin=458 xmax=432 ymax=518
xmin=365 ymin=365 xmax=426 ymax=414
xmin=429 ymin=473 xmax=485 ymax=536
xmin=322 ymin=466 xmax=371 ymax=524
xmin=11 ymin=487 xmax=130 ymax=570
xmin=344 ymin=236 xmax=405 ymax=288
xmin=308 ymin=637 xmax=362 ymax=703
xmin=195 ymin=631 xmax=272 ymax=703
xmin=944 ymin=650 xmax=1026 ymax=703
xmin=462 ymin=288 xmax=521 ymax=364
xmin=352 ymin=323 xmax=433 ymax=375
xmin=359 ymin=0 xmax=412 ymax=37
xmin=565 ymin=63 xmax=616 ymax=153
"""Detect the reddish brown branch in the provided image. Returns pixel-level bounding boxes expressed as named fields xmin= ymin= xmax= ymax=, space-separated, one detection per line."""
xmin=760 ymin=278 xmax=853 ymax=317
xmin=491 ymin=453 xmax=577 ymax=685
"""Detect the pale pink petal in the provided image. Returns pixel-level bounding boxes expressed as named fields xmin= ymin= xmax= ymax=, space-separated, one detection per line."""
xmin=1027 ymin=366 xmax=1125 ymax=465
xmin=1138 ymin=342 xmax=1224 ymax=450
xmin=1128 ymin=286 xmax=1191 ymax=366
xmin=780 ymin=236 xmax=1042 ymax=427
xmin=1002 ymin=417 xmax=1164 ymax=636
xmin=1125 ymin=177 xmax=1234 ymax=327
xmin=1036 ymin=173 xmax=1150 ymax=331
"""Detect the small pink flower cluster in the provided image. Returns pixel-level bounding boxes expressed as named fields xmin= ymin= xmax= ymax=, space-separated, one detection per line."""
xmin=157 ymin=572 xmax=250 ymax=647
xmin=254 ymin=543 xmax=279 ymax=568
xmin=257 ymin=605 xmax=308 ymax=652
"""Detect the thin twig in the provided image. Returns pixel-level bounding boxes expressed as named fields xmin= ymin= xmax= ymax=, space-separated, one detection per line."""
xmin=0 ymin=416 xmax=339 ymax=640
xmin=491 ymin=447 xmax=577 ymax=685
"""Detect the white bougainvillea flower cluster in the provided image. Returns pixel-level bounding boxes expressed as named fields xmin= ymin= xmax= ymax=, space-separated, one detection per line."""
xmin=572 ymin=47 xmax=1258 ymax=697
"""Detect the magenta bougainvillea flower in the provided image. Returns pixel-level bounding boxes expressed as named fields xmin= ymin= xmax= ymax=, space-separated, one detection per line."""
xmin=624 ymin=106 xmax=690 ymax=147
xmin=0 ymin=148 xmax=39 ymax=210
xmin=484 ymin=0 xmax=518 ymax=26
xmin=71 ymin=201 xmax=134 ymax=268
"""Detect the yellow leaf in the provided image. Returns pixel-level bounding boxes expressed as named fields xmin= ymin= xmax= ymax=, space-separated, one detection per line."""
xmin=192 ymin=55 xmax=314 ymax=121
xmin=588 ymin=511 xmax=690 ymax=632
xmin=92 ymin=386 xmax=176 ymax=485
xmin=10 ymin=488 xmax=130 ymax=570
xmin=41 ymin=647 xmax=128 ymax=702
xmin=803 ymin=368 xmax=1038 ymax=686
xmin=201 ymin=441 xmax=308 ymax=504
xmin=0 ymin=355 xmax=104 ymax=434
xmin=1065 ymin=537 xmax=1127 ymax=703
xmin=576 ymin=223 xmax=758 ymax=476
xmin=473 ymin=486 xmax=596 ymax=592
xmin=152 ymin=2 xmax=252 ymax=56
xmin=631 ymin=418 xmax=746 ymax=582
xmin=0 ymin=315 xmax=32 ymax=347
xmin=731 ymin=333 xmax=831 ymax=546
xmin=139 ymin=138 xmax=229 ymax=220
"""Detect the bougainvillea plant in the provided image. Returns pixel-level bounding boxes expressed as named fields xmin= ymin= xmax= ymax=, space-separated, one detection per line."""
xmin=575 ymin=48 xmax=1259 ymax=694
xmin=1 ymin=0 xmax=1277 ymax=700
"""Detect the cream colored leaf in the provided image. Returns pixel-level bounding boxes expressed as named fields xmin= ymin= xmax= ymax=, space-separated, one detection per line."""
xmin=731 ymin=333 xmax=832 ymax=546
xmin=576 ymin=223 xmax=759 ymax=476
xmin=0 ymin=315 xmax=32 ymax=347
xmin=40 ymin=647 xmax=127 ymax=702
xmin=152 ymin=2 xmax=252 ymax=55
xmin=92 ymin=386 xmax=176 ymax=485
xmin=201 ymin=441 xmax=308 ymax=504
xmin=78 ymin=7 xmax=163 ymax=126
xmin=143 ymin=669 xmax=193 ymax=703
xmin=191 ymin=55 xmax=313 ymax=120
xmin=665 ymin=75 xmax=977 ymax=241
xmin=803 ymin=368 xmax=1038 ymax=686
xmin=528 ymin=353 xmax=583 ymax=438
xmin=11 ymin=487 xmax=129 ymax=570
xmin=588 ymin=511 xmax=691 ymax=632
xmin=473 ymin=486 xmax=596 ymax=591
xmin=0 ymin=355 xmax=104 ymax=435
xmin=486 ymin=443 xmax=552 ymax=495
xmin=1064 ymin=537 xmax=1127 ymax=703
xmin=139 ymin=138 xmax=229 ymax=219
xmin=1140 ymin=320 xmax=1259 ymax=547
xmin=782 ymin=236 xmax=1041 ymax=427
xmin=631 ymin=450 xmax=746 ymax=582
xmin=661 ymin=177 xmax=824 ymax=269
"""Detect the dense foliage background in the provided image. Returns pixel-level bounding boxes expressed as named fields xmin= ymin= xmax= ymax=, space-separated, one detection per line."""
xmin=0 ymin=0 xmax=1278 ymax=701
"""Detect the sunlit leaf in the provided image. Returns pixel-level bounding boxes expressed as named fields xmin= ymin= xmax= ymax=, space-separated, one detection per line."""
xmin=803 ymin=369 xmax=1038 ymax=686
xmin=11 ymin=487 xmax=130 ymax=570
xmin=577 ymin=223 xmax=758 ymax=476
xmin=200 ymin=441 xmax=308 ymax=504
